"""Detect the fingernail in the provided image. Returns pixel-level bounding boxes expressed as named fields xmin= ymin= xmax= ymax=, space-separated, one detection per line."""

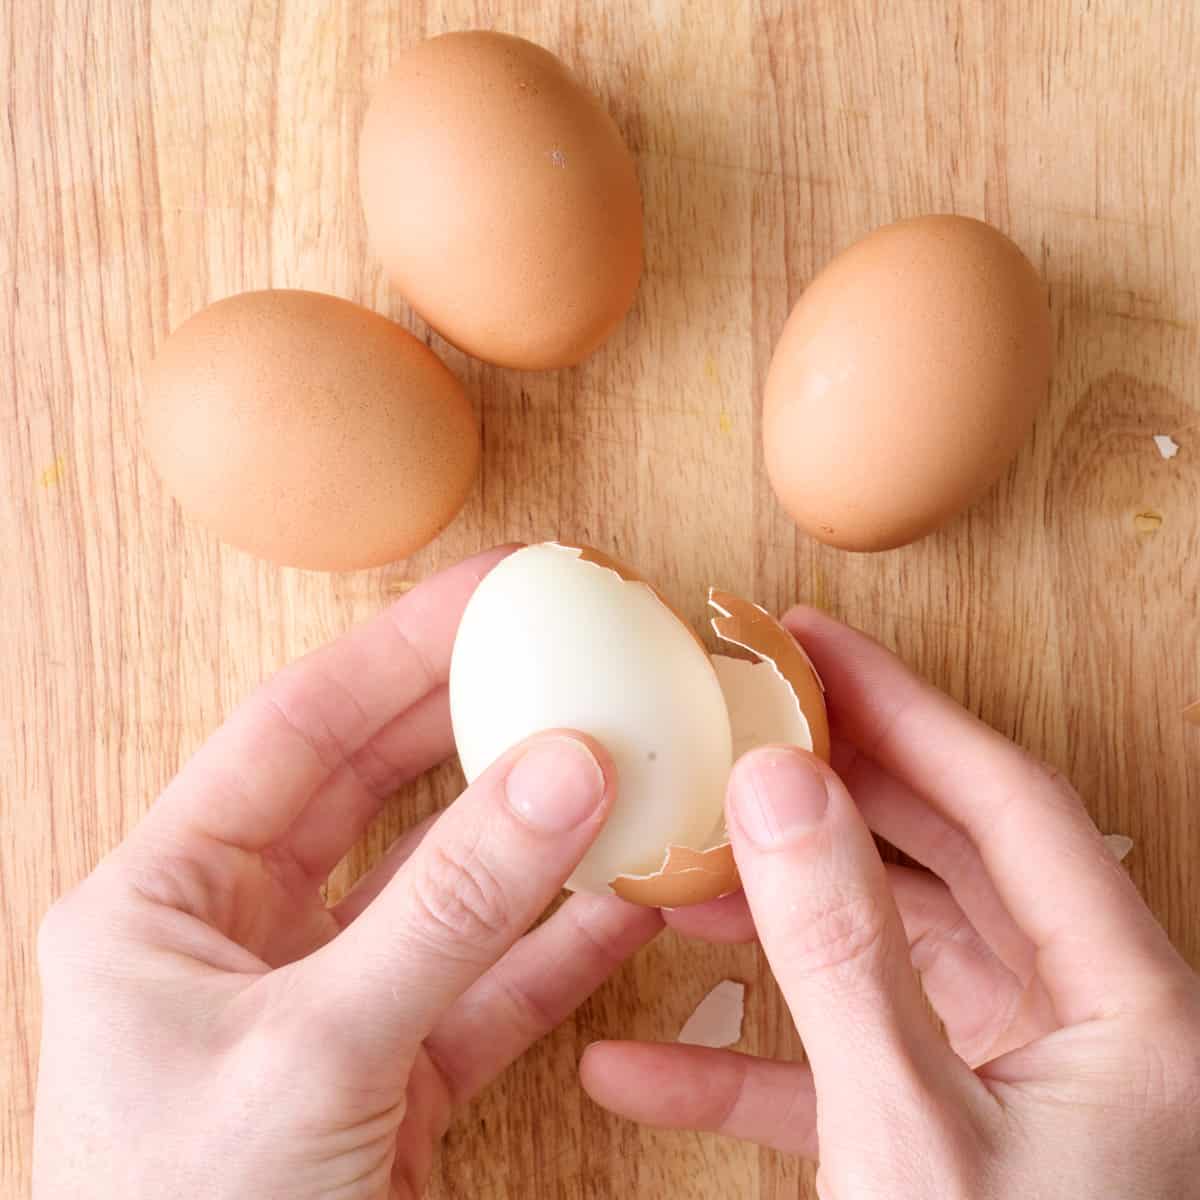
xmin=732 ymin=748 xmax=829 ymax=849
xmin=506 ymin=737 xmax=606 ymax=833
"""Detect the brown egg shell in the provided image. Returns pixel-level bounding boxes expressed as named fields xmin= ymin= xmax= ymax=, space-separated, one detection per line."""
xmin=610 ymin=590 xmax=830 ymax=908
xmin=610 ymin=843 xmax=739 ymax=908
xmin=707 ymin=589 xmax=831 ymax=763
xmin=140 ymin=289 xmax=480 ymax=571
xmin=358 ymin=31 xmax=643 ymax=370
xmin=763 ymin=214 xmax=1053 ymax=552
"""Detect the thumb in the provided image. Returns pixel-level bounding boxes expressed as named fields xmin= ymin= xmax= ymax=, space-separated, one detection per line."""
xmin=726 ymin=747 xmax=973 ymax=1124
xmin=301 ymin=731 xmax=613 ymax=1054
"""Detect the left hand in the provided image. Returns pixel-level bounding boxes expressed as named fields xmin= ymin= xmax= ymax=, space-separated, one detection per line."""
xmin=33 ymin=547 xmax=662 ymax=1200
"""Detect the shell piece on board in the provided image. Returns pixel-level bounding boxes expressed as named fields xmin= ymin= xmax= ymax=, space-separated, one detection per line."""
xmin=678 ymin=980 xmax=745 ymax=1048
xmin=1103 ymin=833 xmax=1135 ymax=862
xmin=1153 ymin=434 xmax=1180 ymax=459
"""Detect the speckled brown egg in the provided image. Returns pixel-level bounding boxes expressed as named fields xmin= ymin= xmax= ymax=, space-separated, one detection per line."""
xmin=763 ymin=215 xmax=1053 ymax=551
xmin=358 ymin=31 xmax=642 ymax=370
xmin=140 ymin=289 xmax=479 ymax=570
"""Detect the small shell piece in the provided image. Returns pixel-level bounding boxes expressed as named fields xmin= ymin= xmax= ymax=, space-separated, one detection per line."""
xmin=1153 ymin=434 xmax=1180 ymax=460
xmin=1185 ymin=700 xmax=1200 ymax=726
xmin=1102 ymin=833 xmax=1134 ymax=862
xmin=678 ymin=980 xmax=745 ymax=1049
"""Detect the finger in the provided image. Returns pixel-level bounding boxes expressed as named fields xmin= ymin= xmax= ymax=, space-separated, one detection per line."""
xmin=784 ymin=605 xmax=1184 ymax=1021
xmin=663 ymin=860 xmax=1053 ymax=1063
xmin=886 ymin=865 xmax=1057 ymax=1064
xmin=286 ymin=685 xmax=452 ymax=880
xmin=834 ymin=738 xmax=1036 ymax=983
xmin=727 ymin=747 xmax=979 ymax=1129
xmin=662 ymin=889 xmax=757 ymax=944
xmin=390 ymin=1051 xmax=452 ymax=1197
xmin=330 ymin=813 xmax=440 ymax=928
xmin=141 ymin=546 xmax=515 ymax=858
xmin=425 ymin=893 xmax=662 ymax=1102
xmin=303 ymin=732 xmax=615 ymax=1050
xmin=580 ymin=1042 xmax=817 ymax=1157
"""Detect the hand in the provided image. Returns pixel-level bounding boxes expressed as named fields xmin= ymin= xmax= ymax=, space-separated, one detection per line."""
xmin=582 ymin=606 xmax=1200 ymax=1197
xmin=34 ymin=548 xmax=661 ymax=1200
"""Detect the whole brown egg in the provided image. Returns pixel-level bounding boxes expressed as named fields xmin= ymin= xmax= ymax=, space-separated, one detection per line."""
xmin=763 ymin=215 xmax=1052 ymax=551
xmin=358 ymin=31 xmax=643 ymax=370
xmin=140 ymin=290 xmax=480 ymax=570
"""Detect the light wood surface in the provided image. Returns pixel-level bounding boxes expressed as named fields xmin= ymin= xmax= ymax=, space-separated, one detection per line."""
xmin=4 ymin=3 xmax=1198 ymax=1196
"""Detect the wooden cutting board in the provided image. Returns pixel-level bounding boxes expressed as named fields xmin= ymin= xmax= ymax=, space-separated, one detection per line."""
xmin=3 ymin=2 xmax=1197 ymax=1196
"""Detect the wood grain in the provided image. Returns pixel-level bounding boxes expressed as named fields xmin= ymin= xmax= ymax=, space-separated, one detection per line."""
xmin=3 ymin=2 xmax=1198 ymax=1196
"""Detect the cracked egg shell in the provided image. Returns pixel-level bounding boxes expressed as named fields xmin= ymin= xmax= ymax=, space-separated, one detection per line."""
xmin=448 ymin=543 xmax=829 ymax=906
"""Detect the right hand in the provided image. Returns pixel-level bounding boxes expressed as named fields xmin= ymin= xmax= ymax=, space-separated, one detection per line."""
xmin=582 ymin=605 xmax=1200 ymax=1197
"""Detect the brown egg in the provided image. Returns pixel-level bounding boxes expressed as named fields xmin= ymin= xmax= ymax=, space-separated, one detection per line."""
xmin=141 ymin=290 xmax=479 ymax=570
xmin=358 ymin=31 xmax=642 ymax=370
xmin=763 ymin=215 xmax=1053 ymax=551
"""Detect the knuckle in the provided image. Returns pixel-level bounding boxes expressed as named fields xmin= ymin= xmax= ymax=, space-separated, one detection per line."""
xmin=409 ymin=844 xmax=511 ymax=954
xmin=563 ymin=898 xmax=631 ymax=976
xmin=345 ymin=737 xmax=406 ymax=803
xmin=785 ymin=886 xmax=890 ymax=981
xmin=488 ymin=968 xmax=558 ymax=1049
xmin=259 ymin=669 xmax=363 ymax=775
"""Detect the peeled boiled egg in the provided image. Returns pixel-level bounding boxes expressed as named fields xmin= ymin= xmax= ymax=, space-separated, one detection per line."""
xmin=764 ymin=215 xmax=1053 ymax=551
xmin=449 ymin=543 xmax=829 ymax=906
xmin=358 ymin=31 xmax=643 ymax=370
xmin=140 ymin=289 xmax=480 ymax=571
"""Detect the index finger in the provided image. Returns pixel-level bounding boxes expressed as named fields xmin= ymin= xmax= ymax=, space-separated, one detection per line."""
xmin=140 ymin=546 xmax=516 ymax=855
xmin=782 ymin=605 xmax=1186 ymax=1023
